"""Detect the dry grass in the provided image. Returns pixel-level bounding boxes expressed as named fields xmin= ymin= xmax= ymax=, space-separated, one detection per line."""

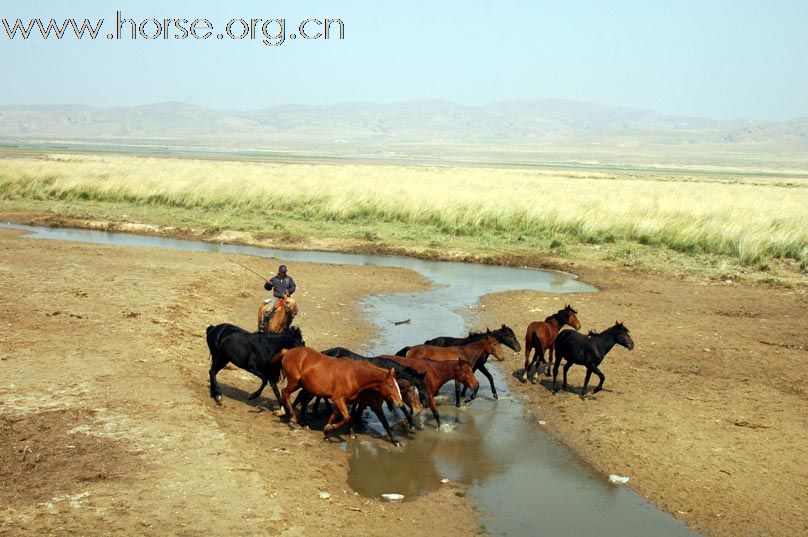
xmin=1 ymin=153 xmax=806 ymax=269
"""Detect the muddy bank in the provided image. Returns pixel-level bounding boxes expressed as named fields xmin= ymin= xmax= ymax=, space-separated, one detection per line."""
xmin=481 ymin=267 xmax=807 ymax=537
xmin=0 ymin=228 xmax=476 ymax=536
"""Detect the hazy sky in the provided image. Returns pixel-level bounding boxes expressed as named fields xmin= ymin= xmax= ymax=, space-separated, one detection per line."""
xmin=1 ymin=0 xmax=807 ymax=120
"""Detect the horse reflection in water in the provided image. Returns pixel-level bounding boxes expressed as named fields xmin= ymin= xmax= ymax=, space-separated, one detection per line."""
xmin=347 ymin=404 xmax=505 ymax=498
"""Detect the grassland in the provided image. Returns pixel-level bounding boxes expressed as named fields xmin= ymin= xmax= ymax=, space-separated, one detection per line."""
xmin=1 ymin=152 xmax=806 ymax=283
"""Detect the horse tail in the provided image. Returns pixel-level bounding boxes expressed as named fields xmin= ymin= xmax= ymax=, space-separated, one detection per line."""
xmin=206 ymin=325 xmax=220 ymax=359
xmin=524 ymin=327 xmax=533 ymax=361
xmin=530 ymin=332 xmax=543 ymax=360
xmin=395 ymin=346 xmax=410 ymax=357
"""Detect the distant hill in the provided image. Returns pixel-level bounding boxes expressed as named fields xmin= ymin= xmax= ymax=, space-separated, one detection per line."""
xmin=1 ymin=100 xmax=807 ymax=165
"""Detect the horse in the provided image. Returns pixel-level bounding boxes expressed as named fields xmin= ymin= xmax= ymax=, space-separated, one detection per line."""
xmin=293 ymin=384 xmax=417 ymax=446
xmin=320 ymin=347 xmax=428 ymax=419
xmin=206 ymin=324 xmax=305 ymax=409
xmin=523 ymin=305 xmax=581 ymax=382
xmin=383 ymin=355 xmax=479 ymax=427
xmin=279 ymin=347 xmax=404 ymax=440
xmin=552 ymin=322 xmax=634 ymax=398
xmin=406 ymin=324 xmax=521 ymax=401
xmin=257 ymin=295 xmax=298 ymax=333
xmin=403 ymin=332 xmax=505 ymax=406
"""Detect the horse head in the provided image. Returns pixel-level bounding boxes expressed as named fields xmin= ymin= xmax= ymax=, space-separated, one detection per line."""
xmin=402 ymin=385 xmax=424 ymax=415
xmin=286 ymin=325 xmax=306 ymax=348
xmin=499 ymin=323 xmax=522 ymax=353
xmin=455 ymin=360 xmax=480 ymax=391
xmin=381 ymin=368 xmax=403 ymax=408
xmin=613 ymin=321 xmax=634 ymax=350
xmin=564 ymin=305 xmax=582 ymax=330
xmin=484 ymin=331 xmax=506 ymax=361
xmin=283 ymin=296 xmax=299 ymax=316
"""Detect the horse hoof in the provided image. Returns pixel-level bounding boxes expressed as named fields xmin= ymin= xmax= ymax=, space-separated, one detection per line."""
xmin=214 ymin=395 xmax=222 ymax=403
xmin=492 ymin=393 xmax=499 ymax=400
xmin=395 ymin=441 xmax=402 ymax=448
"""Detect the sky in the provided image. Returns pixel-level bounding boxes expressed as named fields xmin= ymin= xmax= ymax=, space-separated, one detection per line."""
xmin=1 ymin=0 xmax=807 ymax=120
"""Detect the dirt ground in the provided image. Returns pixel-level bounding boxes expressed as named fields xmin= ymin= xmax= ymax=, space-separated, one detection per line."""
xmin=1 ymin=223 xmax=806 ymax=537
xmin=0 ymin=228 xmax=474 ymax=537
xmin=481 ymin=266 xmax=807 ymax=537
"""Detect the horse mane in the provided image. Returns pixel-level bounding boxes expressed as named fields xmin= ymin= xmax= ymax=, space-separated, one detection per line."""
xmin=467 ymin=329 xmax=496 ymax=339
xmin=285 ymin=325 xmax=302 ymax=339
xmin=587 ymin=323 xmax=627 ymax=339
xmin=545 ymin=309 xmax=569 ymax=325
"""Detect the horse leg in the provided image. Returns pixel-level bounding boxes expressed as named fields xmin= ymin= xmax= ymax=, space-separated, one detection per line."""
xmin=399 ymin=404 xmax=417 ymax=430
xmin=523 ymin=334 xmax=533 ymax=378
xmin=427 ymin=395 xmax=441 ymax=428
xmin=294 ymin=391 xmax=315 ymax=425
xmin=562 ymin=361 xmax=574 ymax=392
xmin=552 ymin=356 xmax=563 ymax=394
xmin=324 ymin=399 xmax=351 ymax=439
xmin=528 ymin=348 xmax=545 ymax=383
xmin=371 ymin=403 xmax=400 ymax=446
xmin=476 ymin=362 xmax=497 ymax=400
xmin=591 ymin=365 xmax=606 ymax=394
xmin=208 ymin=358 xmax=228 ymax=403
xmin=581 ymin=368 xmax=593 ymax=399
xmin=269 ymin=381 xmax=284 ymax=411
xmin=545 ymin=346 xmax=555 ymax=377
xmin=247 ymin=378 xmax=267 ymax=400
xmin=280 ymin=377 xmax=301 ymax=424
xmin=350 ymin=404 xmax=367 ymax=432
xmin=454 ymin=379 xmax=461 ymax=408
xmin=460 ymin=366 xmax=473 ymax=398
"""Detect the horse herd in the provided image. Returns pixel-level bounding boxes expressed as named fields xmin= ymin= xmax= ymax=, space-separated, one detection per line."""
xmin=206 ymin=305 xmax=634 ymax=445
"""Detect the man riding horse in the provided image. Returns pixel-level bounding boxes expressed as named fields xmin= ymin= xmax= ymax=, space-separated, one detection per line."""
xmin=259 ymin=264 xmax=297 ymax=332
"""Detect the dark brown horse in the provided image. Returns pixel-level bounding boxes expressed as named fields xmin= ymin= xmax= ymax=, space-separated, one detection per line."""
xmin=523 ymin=305 xmax=581 ymax=382
xmin=280 ymin=347 xmax=403 ymax=439
xmin=404 ymin=333 xmax=505 ymax=406
xmin=383 ymin=355 xmax=479 ymax=427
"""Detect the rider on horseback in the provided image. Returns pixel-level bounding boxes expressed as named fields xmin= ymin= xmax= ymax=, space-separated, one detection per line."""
xmin=260 ymin=265 xmax=296 ymax=332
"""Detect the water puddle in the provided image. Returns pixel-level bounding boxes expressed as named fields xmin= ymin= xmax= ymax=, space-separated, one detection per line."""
xmin=3 ymin=222 xmax=698 ymax=536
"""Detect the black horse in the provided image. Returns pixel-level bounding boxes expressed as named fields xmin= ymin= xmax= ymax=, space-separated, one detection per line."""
xmin=396 ymin=324 xmax=521 ymax=401
xmin=206 ymin=323 xmax=305 ymax=408
xmin=552 ymin=322 xmax=634 ymax=398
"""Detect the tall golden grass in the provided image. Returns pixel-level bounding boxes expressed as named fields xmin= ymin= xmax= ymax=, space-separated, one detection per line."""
xmin=1 ymin=153 xmax=806 ymax=267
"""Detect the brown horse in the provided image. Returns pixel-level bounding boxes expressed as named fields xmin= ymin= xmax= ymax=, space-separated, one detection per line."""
xmin=523 ymin=305 xmax=581 ymax=382
xmin=280 ymin=347 xmax=403 ymax=438
xmin=257 ymin=295 xmax=298 ymax=333
xmin=383 ymin=355 xmax=479 ymax=427
xmin=404 ymin=333 xmax=505 ymax=405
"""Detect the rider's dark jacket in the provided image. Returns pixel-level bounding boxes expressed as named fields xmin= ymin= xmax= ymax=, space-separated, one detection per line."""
xmin=264 ymin=274 xmax=296 ymax=298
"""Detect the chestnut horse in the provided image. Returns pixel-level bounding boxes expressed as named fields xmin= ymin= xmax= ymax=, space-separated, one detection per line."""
xmin=404 ymin=333 xmax=505 ymax=406
xmin=383 ymin=355 xmax=479 ymax=427
xmin=523 ymin=305 xmax=581 ymax=382
xmin=257 ymin=295 xmax=298 ymax=333
xmin=293 ymin=385 xmax=420 ymax=446
xmin=280 ymin=347 xmax=403 ymax=439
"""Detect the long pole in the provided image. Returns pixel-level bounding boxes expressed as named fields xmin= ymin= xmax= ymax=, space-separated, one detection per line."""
xmin=226 ymin=258 xmax=269 ymax=283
